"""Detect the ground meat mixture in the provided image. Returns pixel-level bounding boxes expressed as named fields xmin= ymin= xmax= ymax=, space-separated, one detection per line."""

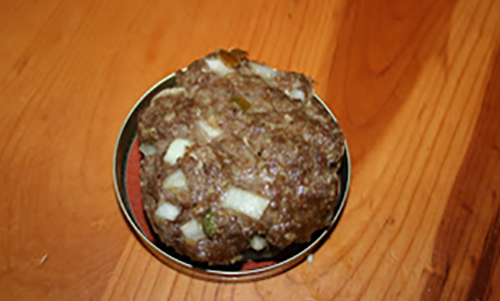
xmin=138 ymin=49 xmax=345 ymax=265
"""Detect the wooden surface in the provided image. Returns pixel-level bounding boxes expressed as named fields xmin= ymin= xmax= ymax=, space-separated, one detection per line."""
xmin=1 ymin=0 xmax=500 ymax=300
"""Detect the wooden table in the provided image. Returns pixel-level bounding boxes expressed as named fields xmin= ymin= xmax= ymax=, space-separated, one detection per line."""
xmin=1 ymin=0 xmax=500 ymax=300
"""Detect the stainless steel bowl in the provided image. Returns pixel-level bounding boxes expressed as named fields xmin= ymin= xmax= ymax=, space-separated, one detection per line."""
xmin=113 ymin=73 xmax=351 ymax=282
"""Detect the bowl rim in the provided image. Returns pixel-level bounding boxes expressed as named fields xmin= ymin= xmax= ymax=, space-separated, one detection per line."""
xmin=112 ymin=73 xmax=351 ymax=282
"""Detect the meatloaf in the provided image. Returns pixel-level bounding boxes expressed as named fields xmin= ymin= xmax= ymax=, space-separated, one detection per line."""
xmin=138 ymin=49 xmax=345 ymax=265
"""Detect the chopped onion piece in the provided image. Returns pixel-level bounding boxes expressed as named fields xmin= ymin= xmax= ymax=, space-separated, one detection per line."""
xmin=180 ymin=219 xmax=206 ymax=240
xmin=287 ymin=89 xmax=305 ymax=101
xmin=164 ymin=112 xmax=176 ymax=122
xmin=163 ymin=138 xmax=193 ymax=164
xmin=163 ymin=169 xmax=187 ymax=190
xmin=204 ymin=57 xmax=234 ymax=77
xmin=250 ymin=235 xmax=267 ymax=251
xmin=248 ymin=61 xmax=277 ymax=79
xmin=197 ymin=120 xmax=222 ymax=141
xmin=243 ymin=136 xmax=250 ymax=147
xmin=284 ymin=232 xmax=297 ymax=241
xmin=222 ymin=187 xmax=270 ymax=220
xmin=152 ymin=87 xmax=186 ymax=102
xmin=155 ymin=202 xmax=181 ymax=221
xmin=139 ymin=144 xmax=158 ymax=156
xmin=189 ymin=152 xmax=199 ymax=160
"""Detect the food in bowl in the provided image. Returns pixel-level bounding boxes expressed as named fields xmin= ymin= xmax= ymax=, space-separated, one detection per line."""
xmin=137 ymin=49 xmax=345 ymax=265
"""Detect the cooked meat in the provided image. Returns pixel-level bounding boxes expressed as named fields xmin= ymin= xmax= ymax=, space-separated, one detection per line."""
xmin=138 ymin=49 xmax=345 ymax=265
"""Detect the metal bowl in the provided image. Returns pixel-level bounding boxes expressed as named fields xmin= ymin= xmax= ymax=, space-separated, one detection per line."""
xmin=113 ymin=73 xmax=351 ymax=282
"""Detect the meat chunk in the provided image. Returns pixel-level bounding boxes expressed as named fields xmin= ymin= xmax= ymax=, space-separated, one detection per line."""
xmin=138 ymin=49 xmax=345 ymax=265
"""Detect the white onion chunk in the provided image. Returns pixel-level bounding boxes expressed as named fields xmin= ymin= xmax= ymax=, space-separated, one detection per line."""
xmin=204 ymin=57 xmax=234 ymax=76
xmin=250 ymin=235 xmax=268 ymax=251
xmin=163 ymin=169 xmax=187 ymax=190
xmin=222 ymin=187 xmax=270 ymax=220
xmin=197 ymin=120 xmax=222 ymax=141
xmin=248 ymin=61 xmax=277 ymax=79
xmin=180 ymin=219 xmax=206 ymax=240
xmin=139 ymin=144 xmax=158 ymax=156
xmin=152 ymin=87 xmax=186 ymax=102
xmin=287 ymin=89 xmax=305 ymax=102
xmin=155 ymin=202 xmax=181 ymax=221
xmin=163 ymin=138 xmax=193 ymax=164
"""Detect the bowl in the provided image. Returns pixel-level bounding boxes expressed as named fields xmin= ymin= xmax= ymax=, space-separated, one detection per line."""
xmin=113 ymin=73 xmax=351 ymax=282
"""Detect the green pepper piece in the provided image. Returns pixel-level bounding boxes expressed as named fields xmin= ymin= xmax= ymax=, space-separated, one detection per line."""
xmin=202 ymin=211 xmax=217 ymax=238
xmin=231 ymin=96 xmax=251 ymax=112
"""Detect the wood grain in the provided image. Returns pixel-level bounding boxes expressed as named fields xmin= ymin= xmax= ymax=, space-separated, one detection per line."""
xmin=1 ymin=0 xmax=500 ymax=300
